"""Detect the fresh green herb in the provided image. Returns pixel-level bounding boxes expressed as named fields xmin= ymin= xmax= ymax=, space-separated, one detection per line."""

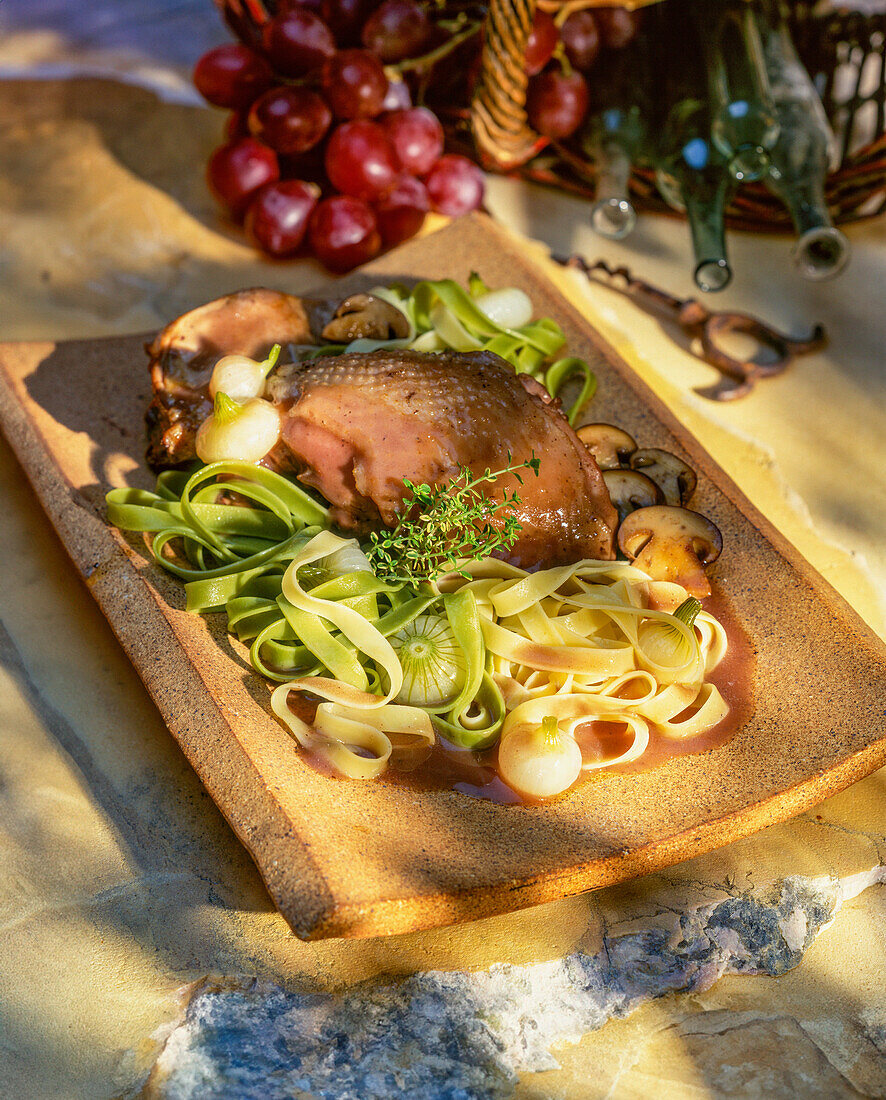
xmin=367 ymin=455 xmax=541 ymax=585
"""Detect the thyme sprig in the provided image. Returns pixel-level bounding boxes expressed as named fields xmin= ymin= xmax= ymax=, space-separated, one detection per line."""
xmin=367 ymin=454 xmax=540 ymax=585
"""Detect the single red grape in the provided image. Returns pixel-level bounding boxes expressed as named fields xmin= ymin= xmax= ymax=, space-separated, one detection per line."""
xmin=262 ymin=9 xmax=336 ymax=76
xmin=374 ymin=174 xmax=429 ymax=246
xmin=424 ymin=154 xmax=484 ymax=216
xmin=246 ymin=179 xmax=320 ymax=255
xmin=248 ymin=86 xmax=332 ymax=154
xmin=325 ymin=120 xmax=399 ymax=200
xmin=309 ymin=195 xmax=381 ymax=271
xmin=561 ymin=10 xmax=601 ymax=71
xmin=524 ymin=11 xmax=559 ymax=76
xmin=595 ymin=8 xmax=642 ymax=50
xmin=527 ymin=70 xmax=589 ymax=139
xmin=321 ymin=0 xmax=378 ymax=46
xmin=321 ymin=50 xmax=388 ymax=120
xmin=193 ymin=44 xmax=272 ymax=110
xmin=207 ymin=137 xmax=280 ymax=219
xmin=380 ymin=79 xmax=411 ymax=112
xmin=381 ymin=107 xmax=443 ymax=176
xmin=361 ymin=0 xmax=433 ymax=63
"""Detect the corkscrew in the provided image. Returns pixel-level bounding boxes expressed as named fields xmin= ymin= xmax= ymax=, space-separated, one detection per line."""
xmin=554 ymin=255 xmax=827 ymax=400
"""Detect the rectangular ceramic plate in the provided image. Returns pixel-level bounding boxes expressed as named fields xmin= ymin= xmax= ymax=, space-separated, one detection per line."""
xmin=2 ymin=214 xmax=885 ymax=940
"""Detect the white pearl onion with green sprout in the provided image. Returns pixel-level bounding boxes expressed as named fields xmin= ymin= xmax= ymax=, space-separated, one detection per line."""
xmin=196 ymin=392 xmax=282 ymax=464
xmin=497 ymin=717 xmax=583 ymax=799
xmin=208 ymin=344 xmax=281 ymax=402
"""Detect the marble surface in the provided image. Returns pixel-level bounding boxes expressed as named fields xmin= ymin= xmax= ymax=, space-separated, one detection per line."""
xmin=1 ymin=3 xmax=886 ymax=1098
xmin=144 ymin=859 xmax=886 ymax=1098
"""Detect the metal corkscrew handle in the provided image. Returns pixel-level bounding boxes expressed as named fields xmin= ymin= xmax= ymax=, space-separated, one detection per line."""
xmin=554 ymin=255 xmax=827 ymax=400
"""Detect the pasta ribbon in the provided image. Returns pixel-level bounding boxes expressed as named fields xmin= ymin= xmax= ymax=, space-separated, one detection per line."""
xmin=441 ymin=555 xmax=729 ymax=781
xmin=280 ymin=530 xmax=405 ymax=708
xmin=270 ymin=688 xmax=434 ymax=780
xmin=106 ymin=461 xmax=328 ymax=606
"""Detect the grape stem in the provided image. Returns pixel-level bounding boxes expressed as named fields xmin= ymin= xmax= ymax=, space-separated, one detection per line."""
xmin=390 ymin=20 xmax=482 ymax=74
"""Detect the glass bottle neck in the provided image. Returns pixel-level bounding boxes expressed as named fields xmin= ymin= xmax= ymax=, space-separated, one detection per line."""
xmin=703 ymin=3 xmax=779 ymax=180
xmin=767 ymin=171 xmax=849 ymax=278
xmin=684 ymin=186 xmax=732 ymax=292
xmin=768 ymin=170 xmax=829 ymax=237
xmin=591 ymin=140 xmax=637 ymax=239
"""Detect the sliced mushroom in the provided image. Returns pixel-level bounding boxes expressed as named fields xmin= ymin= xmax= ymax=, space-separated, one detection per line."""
xmin=321 ymin=294 xmax=411 ymax=342
xmin=617 ymin=506 xmax=723 ymax=598
xmin=630 ymin=448 xmax=697 ymax=507
xmin=576 ymin=423 xmax=637 ymax=470
xmin=602 ymin=469 xmax=664 ymax=525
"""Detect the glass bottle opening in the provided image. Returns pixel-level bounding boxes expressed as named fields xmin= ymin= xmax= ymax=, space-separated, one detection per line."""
xmin=728 ymin=144 xmax=770 ymax=182
xmin=590 ymin=198 xmax=637 ymax=240
xmin=793 ymin=226 xmax=850 ymax=280
xmin=694 ymin=258 xmax=732 ymax=293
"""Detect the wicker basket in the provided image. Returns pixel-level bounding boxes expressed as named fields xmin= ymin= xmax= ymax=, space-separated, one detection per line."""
xmin=469 ymin=0 xmax=886 ymax=228
xmin=217 ymin=0 xmax=886 ymax=229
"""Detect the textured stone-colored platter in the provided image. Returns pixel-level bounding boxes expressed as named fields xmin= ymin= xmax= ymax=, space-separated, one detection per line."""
xmin=1 ymin=213 xmax=885 ymax=941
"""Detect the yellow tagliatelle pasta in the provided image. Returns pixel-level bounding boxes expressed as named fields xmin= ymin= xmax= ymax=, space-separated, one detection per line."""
xmin=267 ymin=533 xmax=731 ymax=788
xmin=445 ymin=560 xmax=729 ymax=782
xmin=270 ymin=693 xmax=435 ymax=781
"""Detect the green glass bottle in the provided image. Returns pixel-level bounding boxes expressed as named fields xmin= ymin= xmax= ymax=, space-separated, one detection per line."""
xmin=696 ymin=0 xmax=780 ymax=182
xmin=651 ymin=0 xmax=735 ymax=291
xmin=586 ymin=115 xmax=641 ymax=240
xmin=757 ymin=2 xmax=850 ymax=278
xmin=655 ymin=100 xmax=735 ymax=292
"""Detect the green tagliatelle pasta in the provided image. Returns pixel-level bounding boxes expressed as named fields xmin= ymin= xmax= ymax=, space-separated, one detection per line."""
xmin=264 ymin=531 xmax=502 ymax=774
xmin=106 ymin=461 xmax=329 ymax=608
xmin=107 ymin=463 xmax=502 ymax=774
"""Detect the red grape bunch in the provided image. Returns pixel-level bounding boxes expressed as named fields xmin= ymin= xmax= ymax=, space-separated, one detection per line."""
xmin=524 ymin=6 xmax=642 ymax=141
xmin=194 ymin=0 xmax=485 ymax=272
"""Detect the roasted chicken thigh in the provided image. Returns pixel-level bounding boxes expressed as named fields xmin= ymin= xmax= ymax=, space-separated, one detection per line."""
xmin=265 ymin=348 xmax=616 ymax=565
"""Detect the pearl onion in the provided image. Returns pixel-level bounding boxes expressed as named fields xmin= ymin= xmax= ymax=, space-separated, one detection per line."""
xmin=497 ymin=720 xmax=582 ymax=800
xmin=196 ymin=397 xmax=281 ymax=464
xmin=475 ymin=287 xmax=533 ymax=329
xmin=209 ymin=354 xmax=270 ymax=402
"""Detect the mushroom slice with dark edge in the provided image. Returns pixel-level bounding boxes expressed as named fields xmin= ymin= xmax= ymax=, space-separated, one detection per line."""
xmin=602 ymin=469 xmax=663 ymax=525
xmin=630 ymin=448 xmax=698 ymax=507
xmin=576 ymin=423 xmax=637 ymax=469
xmin=321 ymin=294 xmax=411 ymax=342
xmin=617 ymin=506 xmax=723 ymax=598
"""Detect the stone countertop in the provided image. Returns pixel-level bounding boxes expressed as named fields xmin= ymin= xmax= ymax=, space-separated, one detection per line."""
xmin=1 ymin=3 xmax=885 ymax=1098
